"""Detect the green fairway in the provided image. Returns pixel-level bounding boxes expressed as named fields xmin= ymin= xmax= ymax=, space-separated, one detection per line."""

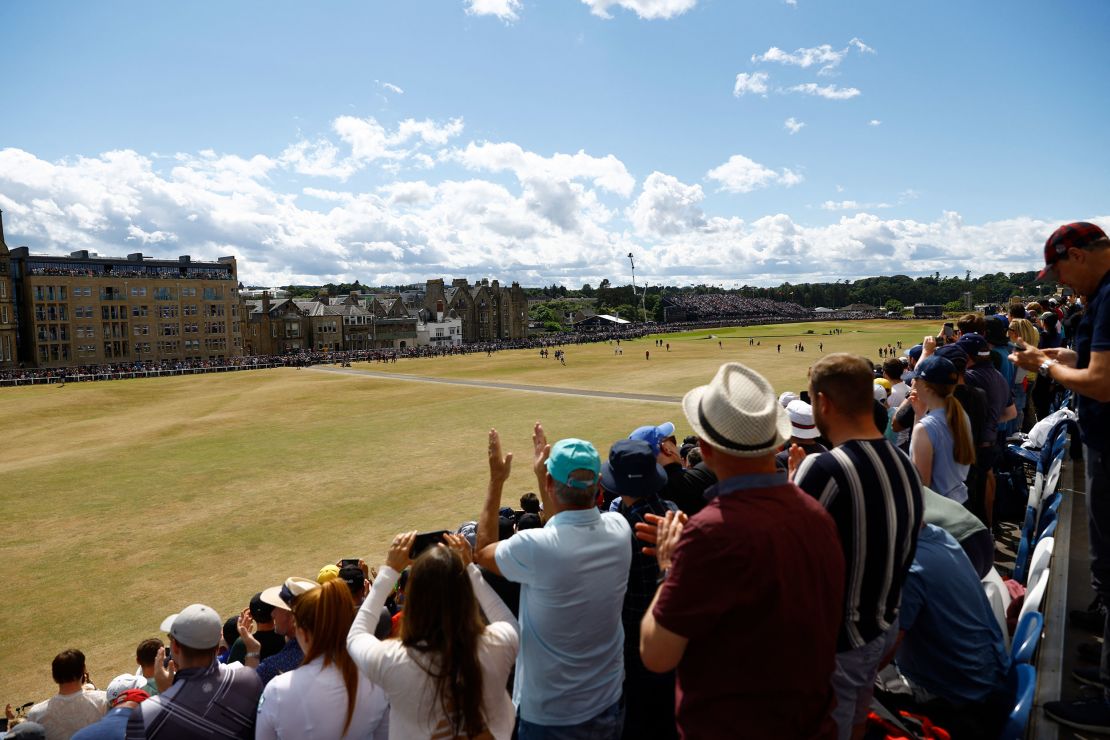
xmin=0 ymin=319 xmax=938 ymax=704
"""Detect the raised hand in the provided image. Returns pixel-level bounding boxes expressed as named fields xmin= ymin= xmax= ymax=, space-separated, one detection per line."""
xmin=387 ymin=531 xmax=417 ymax=572
xmin=634 ymin=510 xmax=688 ymax=571
xmin=154 ymin=646 xmax=176 ymax=693
xmin=532 ymin=421 xmax=551 ymax=481
xmin=922 ymin=335 xmax=937 ymax=358
xmin=442 ymin=532 xmax=474 ymax=566
xmin=787 ymin=443 xmax=806 ymax=481
xmin=488 ymin=428 xmax=513 ymax=485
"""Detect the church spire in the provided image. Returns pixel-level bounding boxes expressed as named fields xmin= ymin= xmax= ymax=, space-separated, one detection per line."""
xmin=0 ymin=209 xmax=7 ymax=255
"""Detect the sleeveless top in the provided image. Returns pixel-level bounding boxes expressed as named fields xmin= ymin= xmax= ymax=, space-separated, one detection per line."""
xmin=920 ymin=408 xmax=970 ymax=504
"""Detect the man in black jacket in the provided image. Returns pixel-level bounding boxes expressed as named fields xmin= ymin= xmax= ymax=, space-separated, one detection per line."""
xmin=629 ymin=422 xmax=716 ymax=515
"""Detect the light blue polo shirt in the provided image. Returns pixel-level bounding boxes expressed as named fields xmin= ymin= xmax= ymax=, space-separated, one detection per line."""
xmin=495 ymin=506 xmax=631 ymax=725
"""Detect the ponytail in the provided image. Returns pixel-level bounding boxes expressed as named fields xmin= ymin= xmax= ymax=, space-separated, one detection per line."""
xmin=943 ymin=395 xmax=976 ymax=466
xmin=292 ymin=579 xmax=361 ymax=735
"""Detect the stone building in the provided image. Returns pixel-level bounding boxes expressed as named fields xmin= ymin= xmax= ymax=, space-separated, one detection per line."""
xmin=0 ymin=211 xmax=241 ymax=368
xmin=423 ymin=277 xmax=528 ymax=343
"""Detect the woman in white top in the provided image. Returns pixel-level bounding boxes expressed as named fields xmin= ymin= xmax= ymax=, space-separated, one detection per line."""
xmin=255 ymin=579 xmax=389 ymax=739
xmin=910 ymin=354 xmax=976 ymax=504
xmin=348 ymin=531 xmax=520 ymax=740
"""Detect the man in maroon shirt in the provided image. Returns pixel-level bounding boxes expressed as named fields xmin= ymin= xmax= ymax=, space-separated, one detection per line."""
xmin=637 ymin=362 xmax=846 ymax=739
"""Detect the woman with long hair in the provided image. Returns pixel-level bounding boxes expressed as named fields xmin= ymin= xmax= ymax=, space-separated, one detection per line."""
xmin=348 ymin=532 xmax=519 ymax=739
xmin=1008 ymin=318 xmax=1040 ymax=431
xmin=909 ymin=355 xmax=976 ymax=504
xmin=255 ymin=579 xmax=389 ymax=739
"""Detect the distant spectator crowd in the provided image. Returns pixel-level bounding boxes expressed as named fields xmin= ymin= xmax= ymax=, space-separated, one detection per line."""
xmin=663 ymin=294 xmax=812 ymax=320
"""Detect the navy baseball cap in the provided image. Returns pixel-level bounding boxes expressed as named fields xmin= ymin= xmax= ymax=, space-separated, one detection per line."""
xmin=914 ymin=355 xmax=959 ymax=385
xmin=934 ymin=344 xmax=969 ymax=374
xmin=955 ymin=332 xmax=991 ymax=358
xmin=906 ymin=344 xmax=923 ymax=361
xmin=1038 ymin=222 xmax=1109 ymax=282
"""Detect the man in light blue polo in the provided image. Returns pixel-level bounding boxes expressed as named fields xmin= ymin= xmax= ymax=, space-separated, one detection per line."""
xmin=476 ymin=424 xmax=632 ymax=739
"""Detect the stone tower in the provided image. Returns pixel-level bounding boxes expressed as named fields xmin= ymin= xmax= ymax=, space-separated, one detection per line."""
xmin=0 ymin=210 xmax=18 ymax=367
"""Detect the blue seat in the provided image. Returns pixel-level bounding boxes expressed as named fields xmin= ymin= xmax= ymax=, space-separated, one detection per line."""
xmin=1014 ymin=508 xmax=1037 ymax=584
xmin=998 ymin=664 xmax=1036 ymax=740
xmin=1011 ymin=611 xmax=1043 ymax=664
xmin=1039 ymin=519 xmax=1058 ymax=542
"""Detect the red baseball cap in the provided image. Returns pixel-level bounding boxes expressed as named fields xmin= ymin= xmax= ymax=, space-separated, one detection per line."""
xmin=1037 ymin=222 xmax=1109 ymax=282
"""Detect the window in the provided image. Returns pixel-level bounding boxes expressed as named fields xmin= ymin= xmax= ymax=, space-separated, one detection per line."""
xmin=153 ymin=287 xmax=178 ymax=301
xmin=184 ymin=323 xmax=199 ymax=334
xmin=183 ymin=304 xmax=199 ymax=316
xmin=132 ymin=305 xmax=148 ymax=317
xmin=161 ymin=324 xmax=180 ymax=336
xmin=182 ymin=287 xmax=196 ymax=297
xmin=99 ymin=286 xmax=124 ymax=301
xmin=34 ymin=286 xmax=44 ymax=300
xmin=78 ymin=344 xmax=96 ymax=355
xmin=59 ymin=286 xmax=67 ymax=300
xmin=159 ymin=305 xmax=179 ymax=319
xmin=133 ymin=325 xmax=150 ymax=336
xmin=35 ymin=305 xmax=46 ymax=322
xmin=130 ymin=287 xmax=147 ymax=297
xmin=203 ymin=287 xmax=222 ymax=300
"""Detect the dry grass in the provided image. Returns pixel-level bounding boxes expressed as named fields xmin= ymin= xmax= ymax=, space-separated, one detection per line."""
xmin=0 ymin=319 xmax=937 ymax=703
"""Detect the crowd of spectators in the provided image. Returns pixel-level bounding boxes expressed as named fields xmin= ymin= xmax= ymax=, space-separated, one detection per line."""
xmin=26 ymin=266 xmax=234 ymax=280
xmin=11 ymin=223 xmax=1109 ymax=738
xmin=664 ymin=293 xmax=811 ymax=320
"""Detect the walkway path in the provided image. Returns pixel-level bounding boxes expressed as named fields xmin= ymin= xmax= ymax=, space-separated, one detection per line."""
xmin=308 ymin=365 xmax=680 ymax=404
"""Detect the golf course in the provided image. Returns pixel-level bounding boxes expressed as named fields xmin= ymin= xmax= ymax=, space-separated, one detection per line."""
xmin=0 ymin=319 xmax=941 ymax=705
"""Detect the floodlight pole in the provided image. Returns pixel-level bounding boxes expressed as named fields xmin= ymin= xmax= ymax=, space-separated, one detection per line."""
xmin=628 ymin=252 xmax=646 ymax=323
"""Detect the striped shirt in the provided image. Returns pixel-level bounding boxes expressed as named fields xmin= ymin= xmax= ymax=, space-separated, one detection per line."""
xmin=795 ymin=438 xmax=924 ymax=652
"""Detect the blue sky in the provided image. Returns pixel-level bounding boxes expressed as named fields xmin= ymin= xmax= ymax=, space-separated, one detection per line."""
xmin=1 ymin=0 xmax=1107 ymax=288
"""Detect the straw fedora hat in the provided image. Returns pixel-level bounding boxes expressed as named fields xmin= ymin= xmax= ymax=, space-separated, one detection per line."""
xmin=682 ymin=363 xmax=792 ymax=457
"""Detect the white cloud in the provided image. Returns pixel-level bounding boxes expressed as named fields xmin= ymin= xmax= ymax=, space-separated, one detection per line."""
xmin=784 ymin=117 xmax=805 ymax=135
xmin=752 ymin=44 xmax=846 ymax=71
xmin=0 ymin=142 xmax=1089 ymax=289
xmin=450 ymin=141 xmax=636 ymax=197
xmin=751 ymin=37 xmax=874 ymax=75
xmin=820 ymin=200 xmax=891 ymax=211
xmin=868 ymin=119 xmax=882 ymax=126
xmin=786 ymin=83 xmax=861 ymax=100
xmin=706 ymin=154 xmax=803 ymax=194
xmin=464 ymin=0 xmax=521 ymax=21
xmin=733 ymin=72 xmax=770 ymax=97
xmin=380 ymin=81 xmax=404 ymax=95
xmin=580 ymin=0 xmax=697 ymax=20
xmin=627 ymin=171 xmax=706 ymax=236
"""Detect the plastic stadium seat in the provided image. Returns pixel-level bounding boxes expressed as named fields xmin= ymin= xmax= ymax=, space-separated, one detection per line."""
xmin=1027 ymin=537 xmax=1054 ymax=596
xmin=998 ymin=664 xmax=1036 ymax=740
xmin=984 ymin=580 xmax=1012 ymax=651
xmin=1019 ymin=569 xmax=1050 ymax=625
xmin=1011 ymin=611 xmax=1043 ymax=665
xmin=1039 ymin=520 xmax=1057 ymax=543
xmin=1036 ymin=506 xmax=1058 ymax=542
xmin=1013 ymin=509 xmax=1037 ymax=585
xmin=982 ymin=567 xmax=1013 ymax=613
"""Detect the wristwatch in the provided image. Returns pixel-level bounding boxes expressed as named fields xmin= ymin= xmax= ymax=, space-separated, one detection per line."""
xmin=1038 ymin=359 xmax=1058 ymax=378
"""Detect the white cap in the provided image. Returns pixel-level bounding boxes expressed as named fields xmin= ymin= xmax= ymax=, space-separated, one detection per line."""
xmin=786 ymin=400 xmax=820 ymax=440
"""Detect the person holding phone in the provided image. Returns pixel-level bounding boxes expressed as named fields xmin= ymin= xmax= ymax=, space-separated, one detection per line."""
xmin=347 ymin=531 xmax=519 ymax=739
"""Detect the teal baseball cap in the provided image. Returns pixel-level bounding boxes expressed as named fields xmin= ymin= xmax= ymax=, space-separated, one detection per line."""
xmin=545 ymin=438 xmax=601 ymax=489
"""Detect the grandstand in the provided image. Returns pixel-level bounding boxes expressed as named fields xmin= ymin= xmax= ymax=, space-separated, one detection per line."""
xmin=661 ymin=294 xmax=812 ymax=323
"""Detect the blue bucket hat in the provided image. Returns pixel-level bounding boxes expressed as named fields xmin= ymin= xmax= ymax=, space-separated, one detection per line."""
xmin=546 ymin=438 xmax=601 ymax=489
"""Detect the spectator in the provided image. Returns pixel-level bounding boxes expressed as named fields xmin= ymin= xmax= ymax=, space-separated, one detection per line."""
xmin=775 ymin=400 xmax=827 ymax=471
xmin=226 ymin=593 xmax=283 ymax=665
xmin=958 ymin=332 xmax=1017 ymax=526
xmin=1011 ymin=222 xmax=1110 ymax=731
xmin=884 ymin=359 xmax=909 ymax=408
xmin=878 ymin=524 xmax=1010 ymax=738
xmin=602 ymin=439 xmax=679 ymax=740
xmin=25 ymin=649 xmax=107 ymax=740
xmin=922 ymin=486 xmax=994 ymax=578
xmin=794 ymin=353 xmax=924 ymax=740
xmin=348 ymin=530 xmax=518 ymax=739
xmin=475 ymin=427 xmax=630 ymax=738
xmin=240 ymin=579 xmax=318 ymax=685
xmin=908 ymin=356 xmax=975 ymax=504
xmin=127 ymin=604 xmax=262 ymax=739
xmin=630 ymin=421 xmax=716 ymax=515
xmin=71 ymin=674 xmax=149 ymax=740
xmin=1008 ymin=318 xmax=1040 ymax=431
xmin=133 ymin=640 xmax=161 ymax=697
xmin=258 ymin=579 xmax=388 ymax=740
xmin=515 ymin=512 xmax=542 ymax=530
xmin=337 ymin=563 xmax=371 ymax=607
xmin=519 ymin=491 xmax=540 ymax=516
xmin=638 ymin=362 xmax=845 ymax=738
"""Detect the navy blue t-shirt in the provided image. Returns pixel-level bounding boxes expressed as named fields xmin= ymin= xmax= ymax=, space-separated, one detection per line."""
xmin=1076 ymin=270 xmax=1110 ymax=453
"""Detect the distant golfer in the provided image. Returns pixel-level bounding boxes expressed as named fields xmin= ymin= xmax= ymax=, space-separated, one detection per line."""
xmin=646 ymin=350 xmax=650 ymax=361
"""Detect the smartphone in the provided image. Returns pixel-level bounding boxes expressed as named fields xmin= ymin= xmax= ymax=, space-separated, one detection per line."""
xmin=1012 ymin=339 xmax=1027 ymax=351
xmin=942 ymin=323 xmax=954 ymax=338
xmin=339 ymin=558 xmax=360 ymax=568
xmin=409 ymin=530 xmax=450 ymax=559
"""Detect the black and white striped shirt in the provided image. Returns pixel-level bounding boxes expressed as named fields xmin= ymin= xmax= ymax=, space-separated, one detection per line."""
xmin=795 ymin=438 xmax=924 ymax=652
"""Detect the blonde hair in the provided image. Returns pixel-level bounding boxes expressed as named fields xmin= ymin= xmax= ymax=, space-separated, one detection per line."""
xmin=917 ymin=380 xmax=975 ymax=466
xmin=1009 ymin=317 xmax=1039 ymax=347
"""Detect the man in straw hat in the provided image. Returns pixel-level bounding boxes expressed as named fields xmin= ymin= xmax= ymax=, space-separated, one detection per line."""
xmin=792 ymin=353 xmax=924 ymax=740
xmin=636 ymin=362 xmax=845 ymax=739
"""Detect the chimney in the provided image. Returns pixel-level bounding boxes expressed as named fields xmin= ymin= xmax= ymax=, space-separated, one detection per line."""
xmin=262 ymin=291 xmax=271 ymax=313
xmin=0 ymin=208 xmax=5 ymax=252
xmin=317 ymin=291 xmax=329 ymax=305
